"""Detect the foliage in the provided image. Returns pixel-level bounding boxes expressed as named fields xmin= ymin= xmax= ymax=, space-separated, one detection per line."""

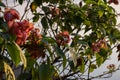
xmin=0 ymin=0 xmax=120 ymax=80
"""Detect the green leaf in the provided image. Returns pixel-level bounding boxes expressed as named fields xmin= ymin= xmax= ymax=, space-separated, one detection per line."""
xmin=17 ymin=73 xmax=31 ymax=80
xmin=41 ymin=17 xmax=49 ymax=29
xmin=109 ymin=34 xmax=116 ymax=45
xmin=47 ymin=48 xmax=54 ymax=62
xmin=78 ymin=40 xmax=88 ymax=45
xmin=34 ymin=0 xmax=42 ymax=6
xmin=85 ymin=48 xmax=92 ymax=55
xmin=6 ymin=42 xmax=21 ymax=66
xmin=73 ymin=15 xmax=83 ymax=26
xmin=91 ymin=64 xmax=97 ymax=69
xmin=96 ymin=53 xmax=104 ymax=67
xmin=0 ymin=33 xmax=10 ymax=41
xmin=101 ymin=27 xmax=106 ymax=36
xmin=14 ymin=42 xmax=27 ymax=69
xmin=30 ymin=2 xmax=37 ymax=12
xmin=103 ymin=0 xmax=107 ymax=3
xmin=0 ymin=2 xmax=5 ymax=7
xmin=41 ymin=37 xmax=55 ymax=44
xmin=42 ymin=6 xmax=50 ymax=14
xmin=64 ymin=24 xmax=73 ymax=33
xmin=18 ymin=0 xmax=23 ymax=5
xmin=32 ymin=68 xmax=39 ymax=80
xmin=47 ymin=56 xmax=51 ymax=66
xmin=99 ymin=48 xmax=107 ymax=57
xmin=96 ymin=30 xmax=101 ymax=38
xmin=112 ymin=28 xmax=120 ymax=41
xmin=111 ymin=17 xmax=117 ymax=26
xmin=0 ymin=18 xmax=8 ymax=32
xmin=78 ymin=58 xmax=85 ymax=73
xmin=39 ymin=64 xmax=54 ymax=80
xmin=90 ymin=64 xmax=97 ymax=72
xmin=98 ymin=11 xmax=104 ymax=18
xmin=49 ymin=0 xmax=59 ymax=4
xmin=1 ymin=22 xmax=9 ymax=32
xmin=69 ymin=60 xmax=76 ymax=72
xmin=54 ymin=45 xmax=67 ymax=68
xmin=33 ymin=14 xmax=39 ymax=22
xmin=84 ymin=20 xmax=91 ymax=27
xmin=4 ymin=62 xmax=15 ymax=80
xmin=0 ymin=36 xmax=4 ymax=44
xmin=6 ymin=42 xmax=27 ymax=68
xmin=89 ymin=66 xmax=94 ymax=73
xmin=84 ymin=0 xmax=97 ymax=4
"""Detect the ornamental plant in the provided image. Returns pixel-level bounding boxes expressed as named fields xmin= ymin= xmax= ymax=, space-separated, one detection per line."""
xmin=0 ymin=0 xmax=120 ymax=80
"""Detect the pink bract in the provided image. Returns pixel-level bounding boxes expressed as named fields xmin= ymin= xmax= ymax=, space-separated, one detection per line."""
xmin=9 ymin=20 xmax=34 ymax=45
xmin=4 ymin=8 xmax=20 ymax=22
xmin=55 ymin=31 xmax=70 ymax=45
xmin=91 ymin=39 xmax=107 ymax=53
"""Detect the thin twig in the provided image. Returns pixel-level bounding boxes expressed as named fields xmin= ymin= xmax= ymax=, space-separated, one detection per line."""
xmin=87 ymin=60 xmax=91 ymax=80
xmin=20 ymin=0 xmax=30 ymax=21
xmin=61 ymin=71 xmax=79 ymax=79
xmin=89 ymin=67 xmax=120 ymax=80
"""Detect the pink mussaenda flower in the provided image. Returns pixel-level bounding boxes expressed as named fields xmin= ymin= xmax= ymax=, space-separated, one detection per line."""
xmin=9 ymin=20 xmax=34 ymax=45
xmin=4 ymin=8 xmax=20 ymax=22
xmin=27 ymin=28 xmax=42 ymax=44
xmin=91 ymin=39 xmax=107 ymax=53
xmin=55 ymin=31 xmax=70 ymax=45
xmin=17 ymin=20 xmax=34 ymax=32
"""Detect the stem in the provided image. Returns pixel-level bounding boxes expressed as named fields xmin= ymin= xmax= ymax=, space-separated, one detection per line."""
xmin=61 ymin=71 xmax=80 ymax=79
xmin=87 ymin=60 xmax=91 ymax=80
xmin=20 ymin=0 xmax=30 ymax=21
xmin=47 ymin=17 xmax=56 ymax=38
xmin=89 ymin=66 xmax=120 ymax=79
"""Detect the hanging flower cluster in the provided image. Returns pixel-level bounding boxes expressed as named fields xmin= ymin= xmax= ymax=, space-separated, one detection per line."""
xmin=91 ymin=39 xmax=108 ymax=53
xmin=4 ymin=8 xmax=34 ymax=45
xmin=4 ymin=8 xmax=44 ymax=59
xmin=55 ymin=31 xmax=70 ymax=45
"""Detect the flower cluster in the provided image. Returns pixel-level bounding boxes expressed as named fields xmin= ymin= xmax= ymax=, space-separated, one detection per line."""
xmin=26 ymin=28 xmax=44 ymax=59
xmin=27 ymin=28 xmax=42 ymax=44
xmin=55 ymin=31 xmax=70 ymax=45
xmin=4 ymin=8 xmax=44 ymax=59
xmin=27 ymin=44 xmax=45 ymax=59
xmin=107 ymin=64 xmax=116 ymax=70
xmin=91 ymin=39 xmax=107 ymax=53
xmin=108 ymin=0 xmax=119 ymax=5
xmin=4 ymin=8 xmax=34 ymax=45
